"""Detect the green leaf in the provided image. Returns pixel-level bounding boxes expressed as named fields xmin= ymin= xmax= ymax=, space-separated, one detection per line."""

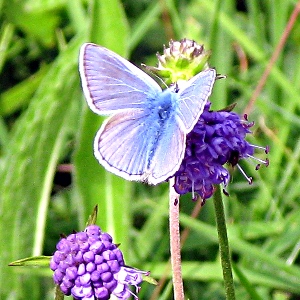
xmin=86 ymin=205 xmax=99 ymax=226
xmin=0 ymin=22 xmax=14 ymax=73
xmin=90 ymin=0 xmax=130 ymax=55
xmin=143 ymin=273 xmax=158 ymax=286
xmin=135 ymin=193 xmax=169 ymax=260
xmin=25 ymin=0 xmax=67 ymax=11
xmin=4 ymin=1 xmax=60 ymax=46
xmin=0 ymin=36 xmax=83 ymax=299
xmin=129 ymin=1 xmax=161 ymax=52
xmin=0 ymin=65 xmax=50 ymax=116
xmin=9 ymin=255 xmax=51 ymax=267
xmin=232 ymin=263 xmax=263 ymax=300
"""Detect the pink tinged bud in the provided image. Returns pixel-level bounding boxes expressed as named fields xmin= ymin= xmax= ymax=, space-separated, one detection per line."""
xmin=62 ymin=277 xmax=73 ymax=288
xmin=52 ymin=251 xmax=66 ymax=264
xmin=75 ymin=277 xmax=81 ymax=287
xmin=103 ymin=279 xmax=117 ymax=291
xmin=60 ymin=282 xmax=71 ymax=295
xmin=66 ymin=266 xmax=78 ymax=280
xmin=103 ymin=240 xmax=114 ymax=249
xmin=56 ymin=239 xmax=70 ymax=252
xmin=94 ymin=254 xmax=104 ymax=265
xmin=71 ymin=285 xmax=92 ymax=298
xmin=90 ymin=240 xmax=104 ymax=253
xmin=101 ymin=271 xmax=113 ymax=282
xmin=93 ymin=282 xmax=103 ymax=289
xmin=94 ymin=287 xmax=109 ymax=299
xmin=114 ymin=249 xmax=125 ymax=265
xmin=65 ymin=254 xmax=75 ymax=266
xmin=70 ymin=242 xmax=79 ymax=252
xmin=100 ymin=233 xmax=113 ymax=242
xmin=77 ymin=263 xmax=86 ymax=276
xmin=86 ymin=262 xmax=96 ymax=273
xmin=102 ymin=250 xmax=116 ymax=261
xmin=50 ymin=259 xmax=58 ymax=271
xmin=53 ymin=269 xmax=64 ymax=283
xmin=107 ymin=260 xmax=121 ymax=273
xmin=90 ymin=270 xmax=101 ymax=282
xmin=97 ymin=262 xmax=110 ymax=273
xmin=79 ymin=273 xmax=91 ymax=285
xmin=71 ymin=286 xmax=83 ymax=298
xmin=83 ymin=251 xmax=95 ymax=262
xmin=74 ymin=251 xmax=83 ymax=263
xmin=76 ymin=232 xmax=88 ymax=242
xmin=80 ymin=242 xmax=90 ymax=251
xmin=58 ymin=260 xmax=68 ymax=272
xmin=66 ymin=234 xmax=76 ymax=242
xmin=86 ymin=224 xmax=101 ymax=236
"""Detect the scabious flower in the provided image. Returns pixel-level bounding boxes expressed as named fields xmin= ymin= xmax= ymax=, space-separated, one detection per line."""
xmin=147 ymin=38 xmax=269 ymax=201
xmin=50 ymin=225 xmax=148 ymax=300
xmin=173 ymin=101 xmax=269 ymax=201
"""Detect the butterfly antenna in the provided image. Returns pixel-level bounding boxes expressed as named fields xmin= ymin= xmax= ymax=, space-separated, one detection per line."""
xmin=141 ymin=63 xmax=168 ymax=89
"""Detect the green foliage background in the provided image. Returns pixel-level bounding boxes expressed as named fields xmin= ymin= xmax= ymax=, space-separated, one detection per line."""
xmin=0 ymin=0 xmax=300 ymax=299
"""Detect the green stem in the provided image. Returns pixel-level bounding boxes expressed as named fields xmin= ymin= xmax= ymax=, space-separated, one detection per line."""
xmin=213 ymin=186 xmax=236 ymax=300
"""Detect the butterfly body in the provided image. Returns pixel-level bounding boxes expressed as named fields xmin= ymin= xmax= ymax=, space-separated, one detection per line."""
xmin=79 ymin=43 xmax=216 ymax=184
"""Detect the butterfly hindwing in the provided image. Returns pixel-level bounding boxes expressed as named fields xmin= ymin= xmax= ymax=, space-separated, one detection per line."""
xmin=148 ymin=119 xmax=186 ymax=184
xmin=94 ymin=108 xmax=185 ymax=184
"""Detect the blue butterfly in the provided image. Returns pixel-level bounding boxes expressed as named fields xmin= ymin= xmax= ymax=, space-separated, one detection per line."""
xmin=79 ymin=43 xmax=216 ymax=184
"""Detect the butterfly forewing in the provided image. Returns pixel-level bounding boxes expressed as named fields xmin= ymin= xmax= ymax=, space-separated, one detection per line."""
xmin=177 ymin=68 xmax=216 ymax=132
xmin=79 ymin=43 xmax=161 ymax=115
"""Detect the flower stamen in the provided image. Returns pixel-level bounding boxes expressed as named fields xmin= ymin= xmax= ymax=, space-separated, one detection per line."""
xmin=191 ymin=180 xmax=195 ymax=200
xmin=236 ymin=164 xmax=253 ymax=184
xmin=249 ymin=144 xmax=270 ymax=154
xmin=246 ymin=154 xmax=269 ymax=167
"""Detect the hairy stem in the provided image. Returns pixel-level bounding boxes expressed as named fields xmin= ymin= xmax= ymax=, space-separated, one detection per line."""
xmin=169 ymin=178 xmax=184 ymax=300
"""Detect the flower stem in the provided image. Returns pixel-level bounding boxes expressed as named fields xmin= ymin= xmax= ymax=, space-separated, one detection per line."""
xmin=213 ymin=186 xmax=236 ymax=300
xmin=169 ymin=178 xmax=184 ymax=300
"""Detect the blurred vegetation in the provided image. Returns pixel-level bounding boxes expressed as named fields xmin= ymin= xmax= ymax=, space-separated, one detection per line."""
xmin=0 ymin=0 xmax=300 ymax=299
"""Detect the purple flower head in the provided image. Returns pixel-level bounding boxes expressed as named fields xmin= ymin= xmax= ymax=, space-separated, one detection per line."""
xmin=173 ymin=102 xmax=269 ymax=201
xmin=50 ymin=225 xmax=149 ymax=300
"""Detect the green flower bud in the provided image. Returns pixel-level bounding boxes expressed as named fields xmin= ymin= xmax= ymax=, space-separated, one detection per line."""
xmin=145 ymin=38 xmax=211 ymax=84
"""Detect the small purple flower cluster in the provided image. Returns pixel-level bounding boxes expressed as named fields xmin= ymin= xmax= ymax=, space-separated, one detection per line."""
xmin=173 ymin=102 xmax=268 ymax=200
xmin=50 ymin=225 xmax=148 ymax=300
